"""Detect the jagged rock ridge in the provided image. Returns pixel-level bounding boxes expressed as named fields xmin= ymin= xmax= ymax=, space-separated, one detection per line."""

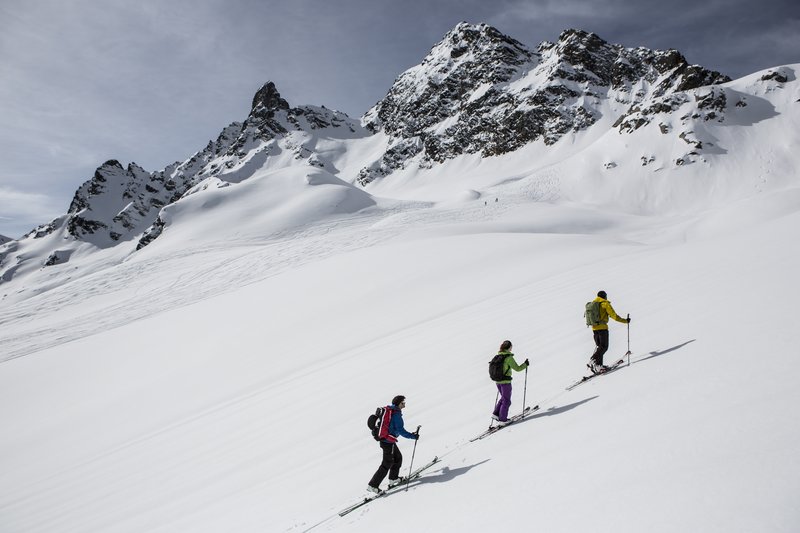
xmin=18 ymin=82 xmax=360 ymax=251
xmin=356 ymin=23 xmax=729 ymax=184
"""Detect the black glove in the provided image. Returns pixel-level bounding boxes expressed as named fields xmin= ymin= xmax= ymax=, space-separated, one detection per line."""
xmin=414 ymin=433 xmax=420 ymax=440
xmin=524 ymin=358 xmax=530 ymax=366
xmin=626 ymin=317 xmax=632 ymax=323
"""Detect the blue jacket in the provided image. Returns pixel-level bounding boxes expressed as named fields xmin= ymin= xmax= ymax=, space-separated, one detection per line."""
xmin=382 ymin=405 xmax=418 ymax=443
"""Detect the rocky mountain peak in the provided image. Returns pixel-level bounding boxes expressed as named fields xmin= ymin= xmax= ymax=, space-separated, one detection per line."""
xmin=555 ymin=28 xmax=608 ymax=53
xmin=251 ymin=81 xmax=290 ymax=114
xmin=224 ymin=80 xmax=359 ymax=160
xmin=547 ymin=29 xmax=621 ymax=81
xmin=363 ymin=23 xmax=534 ymax=137
xmin=539 ymin=29 xmax=729 ymax=91
xmin=436 ymin=22 xmax=532 ymax=67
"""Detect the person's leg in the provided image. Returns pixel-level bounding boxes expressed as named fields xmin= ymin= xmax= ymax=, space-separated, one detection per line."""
xmin=592 ymin=329 xmax=609 ymax=366
xmin=368 ymin=442 xmax=396 ymax=488
xmin=498 ymin=383 xmax=513 ymax=421
xmin=493 ymin=383 xmax=503 ymax=417
xmin=388 ymin=444 xmax=403 ymax=480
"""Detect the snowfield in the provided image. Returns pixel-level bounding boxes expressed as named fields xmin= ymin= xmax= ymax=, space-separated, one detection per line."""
xmin=1 ymin=65 xmax=799 ymax=533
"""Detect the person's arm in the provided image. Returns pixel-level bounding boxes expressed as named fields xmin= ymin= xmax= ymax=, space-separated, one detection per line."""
xmin=393 ymin=413 xmax=418 ymax=440
xmin=506 ymin=355 xmax=529 ymax=372
xmin=603 ymin=301 xmax=628 ymax=323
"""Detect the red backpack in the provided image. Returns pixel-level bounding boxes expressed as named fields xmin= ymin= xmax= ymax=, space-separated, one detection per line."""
xmin=367 ymin=406 xmax=397 ymax=442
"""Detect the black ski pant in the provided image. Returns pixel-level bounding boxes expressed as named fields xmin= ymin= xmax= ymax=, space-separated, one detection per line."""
xmin=368 ymin=441 xmax=402 ymax=488
xmin=591 ymin=329 xmax=609 ymax=366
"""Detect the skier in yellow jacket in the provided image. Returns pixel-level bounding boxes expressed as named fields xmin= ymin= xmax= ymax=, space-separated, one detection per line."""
xmin=588 ymin=290 xmax=630 ymax=374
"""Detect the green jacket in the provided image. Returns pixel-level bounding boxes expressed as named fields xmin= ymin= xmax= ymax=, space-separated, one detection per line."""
xmin=495 ymin=351 xmax=529 ymax=384
xmin=591 ymin=296 xmax=628 ymax=331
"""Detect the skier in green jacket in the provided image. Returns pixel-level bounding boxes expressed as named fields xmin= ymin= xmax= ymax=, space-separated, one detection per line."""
xmin=492 ymin=340 xmax=529 ymax=426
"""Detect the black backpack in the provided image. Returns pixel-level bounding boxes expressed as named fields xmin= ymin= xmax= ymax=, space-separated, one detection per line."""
xmin=488 ymin=353 xmax=508 ymax=382
xmin=367 ymin=406 xmax=393 ymax=441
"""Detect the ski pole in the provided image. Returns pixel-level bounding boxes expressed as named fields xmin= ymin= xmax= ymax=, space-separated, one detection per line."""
xmin=490 ymin=390 xmax=499 ymax=428
xmin=406 ymin=425 xmax=421 ymax=492
xmin=626 ymin=313 xmax=632 ymax=365
xmin=522 ymin=365 xmax=528 ymax=414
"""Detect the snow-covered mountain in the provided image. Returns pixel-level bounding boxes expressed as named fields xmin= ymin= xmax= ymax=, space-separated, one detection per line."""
xmin=19 ymin=81 xmax=362 ymax=250
xmin=0 ymin=22 xmax=796 ymax=297
xmin=0 ymin=81 xmax=367 ymax=285
xmin=357 ymin=24 xmax=728 ymax=183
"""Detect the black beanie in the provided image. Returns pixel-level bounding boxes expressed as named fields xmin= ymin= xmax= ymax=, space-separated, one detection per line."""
xmin=392 ymin=395 xmax=406 ymax=407
xmin=598 ymin=290 xmax=607 ymax=299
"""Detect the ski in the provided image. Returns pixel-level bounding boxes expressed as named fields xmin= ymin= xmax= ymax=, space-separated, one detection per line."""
xmin=337 ymin=456 xmax=440 ymax=517
xmin=565 ymin=358 xmax=626 ymax=391
xmin=469 ymin=405 xmax=540 ymax=442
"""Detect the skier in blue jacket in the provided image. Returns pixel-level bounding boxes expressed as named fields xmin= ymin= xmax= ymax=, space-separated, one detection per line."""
xmin=367 ymin=395 xmax=419 ymax=493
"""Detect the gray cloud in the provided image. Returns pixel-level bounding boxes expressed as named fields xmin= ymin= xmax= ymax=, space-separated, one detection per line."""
xmin=0 ymin=185 xmax=63 ymax=238
xmin=1 ymin=0 xmax=797 ymax=237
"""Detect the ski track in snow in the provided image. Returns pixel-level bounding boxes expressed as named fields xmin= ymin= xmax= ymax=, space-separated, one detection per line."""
xmin=0 ymin=197 xmax=522 ymax=362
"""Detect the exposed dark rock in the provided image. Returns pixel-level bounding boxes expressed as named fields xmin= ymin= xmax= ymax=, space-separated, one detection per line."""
xmin=136 ymin=216 xmax=165 ymax=250
xmin=696 ymin=88 xmax=727 ymax=112
xmin=44 ymin=252 xmax=65 ymax=267
xmin=24 ymin=219 xmax=60 ymax=239
xmin=761 ymin=71 xmax=788 ymax=83
xmin=679 ymin=131 xmax=703 ymax=150
xmin=251 ymin=81 xmax=290 ymax=113
xmin=67 ymin=216 xmax=107 ymax=237
xmin=614 ymin=84 xmax=727 ymax=134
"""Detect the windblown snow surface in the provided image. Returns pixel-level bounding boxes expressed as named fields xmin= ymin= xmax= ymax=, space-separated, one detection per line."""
xmin=1 ymin=67 xmax=799 ymax=533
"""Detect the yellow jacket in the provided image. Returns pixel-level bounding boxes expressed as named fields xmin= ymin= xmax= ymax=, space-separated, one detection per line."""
xmin=591 ymin=297 xmax=627 ymax=331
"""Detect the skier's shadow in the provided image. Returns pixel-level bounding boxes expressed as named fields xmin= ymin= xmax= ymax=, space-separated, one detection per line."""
xmin=522 ymin=396 xmax=598 ymax=423
xmin=633 ymin=339 xmax=695 ymax=365
xmin=407 ymin=459 xmax=489 ymax=487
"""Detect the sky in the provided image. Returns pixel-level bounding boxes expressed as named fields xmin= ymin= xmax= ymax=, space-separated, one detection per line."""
xmin=0 ymin=0 xmax=797 ymax=239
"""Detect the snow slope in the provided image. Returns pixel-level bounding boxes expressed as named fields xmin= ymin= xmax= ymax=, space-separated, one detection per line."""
xmin=1 ymin=173 xmax=800 ymax=533
xmin=1 ymin=66 xmax=799 ymax=532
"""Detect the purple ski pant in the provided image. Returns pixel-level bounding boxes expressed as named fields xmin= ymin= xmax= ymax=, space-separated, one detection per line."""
xmin=493 ymin=383 xmax=513 ymax=422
